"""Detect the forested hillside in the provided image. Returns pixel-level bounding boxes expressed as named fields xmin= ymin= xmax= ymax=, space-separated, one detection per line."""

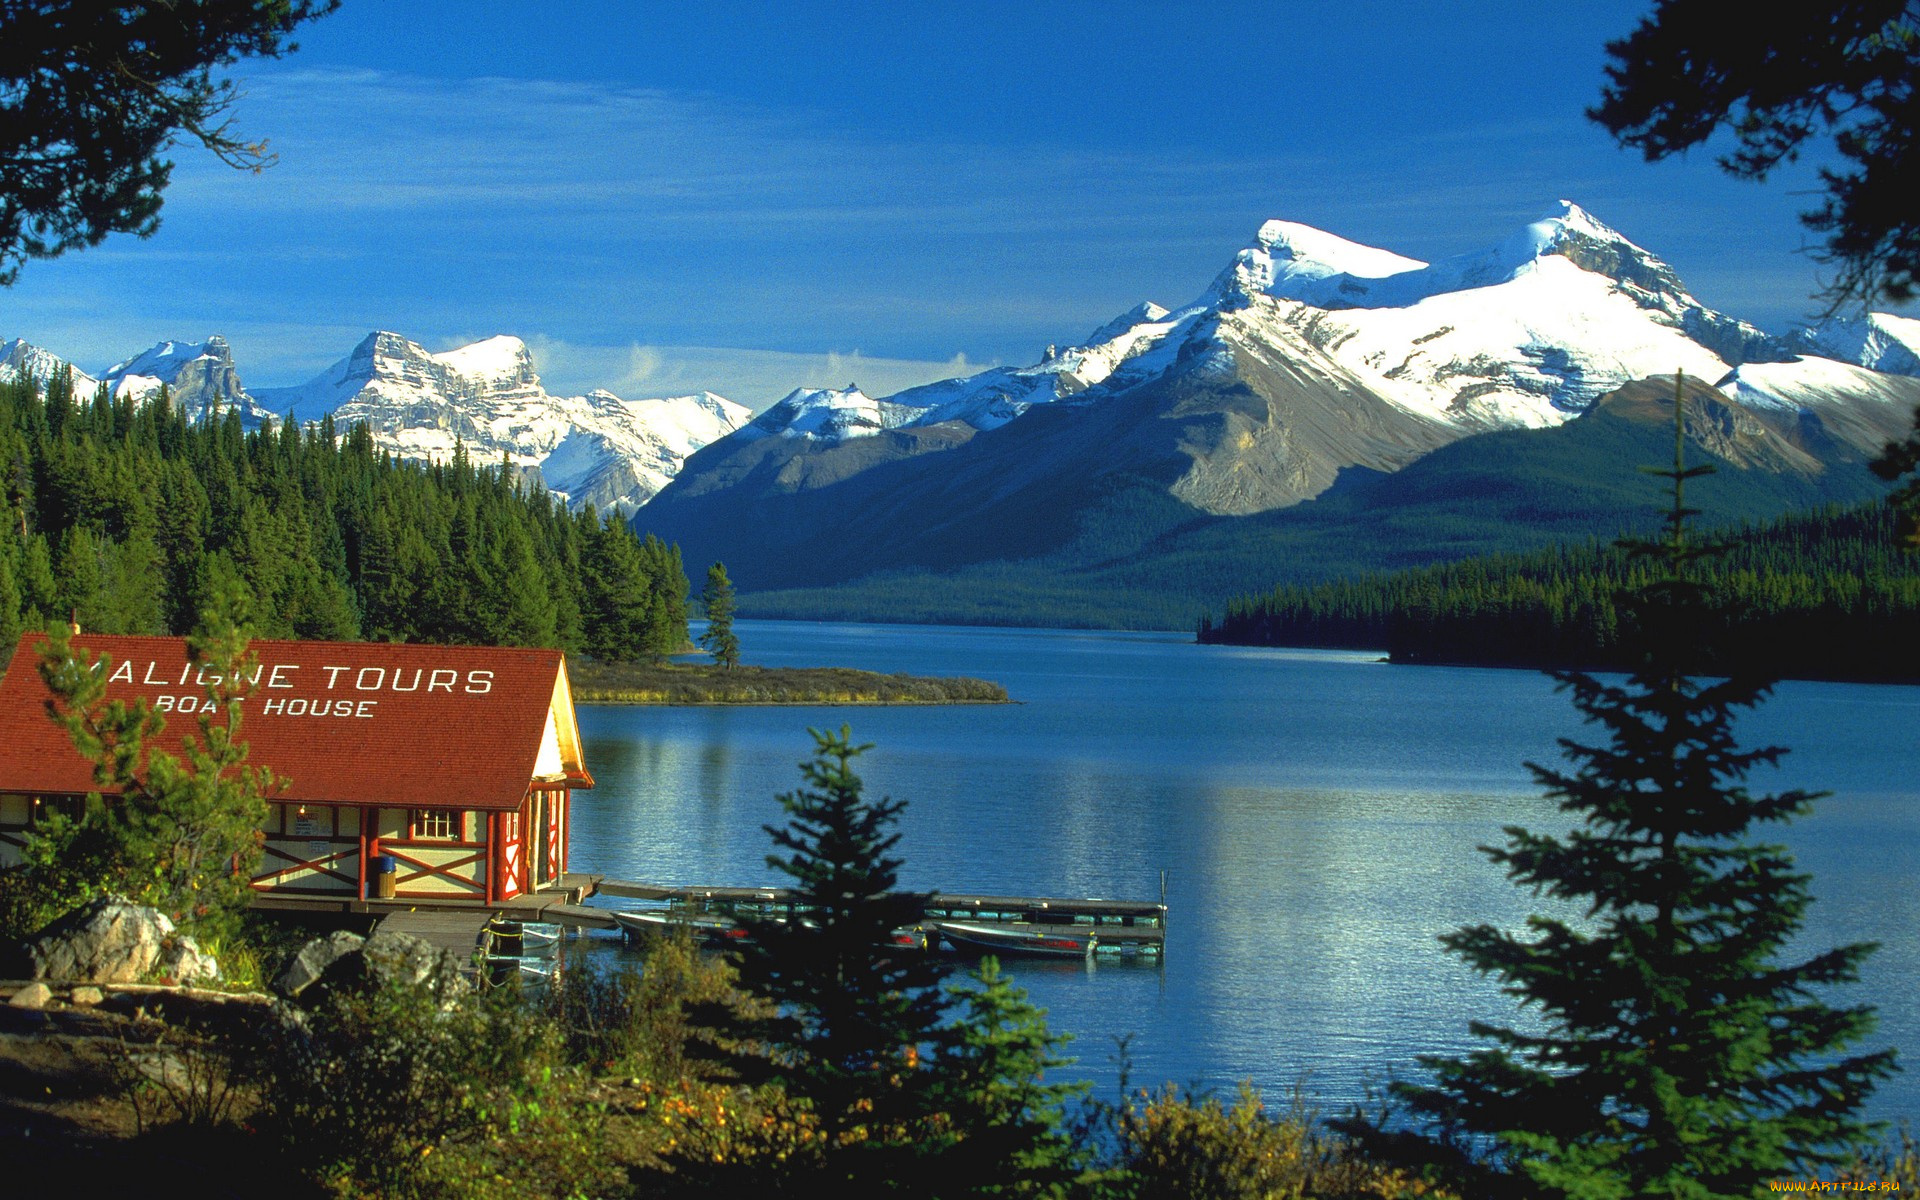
xmin=0 ymin=372 xmax=690 ymax=671
xmin=1199 ymin=504 xmax=1920 ymax=682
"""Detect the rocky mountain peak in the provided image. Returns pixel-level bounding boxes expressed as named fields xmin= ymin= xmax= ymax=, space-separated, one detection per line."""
xmin=1 ymin=338 xmax=100 ymax=392
xmin=746 ymin=385 xmax=907 ymax=442
xmin=103 ymin=334 xmax=249 ymax=419
xmin=432 ymin=334 xmax=539 ymax=391
xmin=248 ymin=330 xmax=750 ymax=513
xmin=1084 ymin=301 xmax=1172 ymax=346
xmin=1210 ymin=201 xmax=1699 ymax=315
xmin=1791 ymin=311 xmax=1920 ymax=377
xmin=1521 ymin=201 xmax=1689 ymax=305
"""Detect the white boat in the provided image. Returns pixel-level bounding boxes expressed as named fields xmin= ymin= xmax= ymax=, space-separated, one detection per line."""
xmin=933 ymin=921 xmax=1097 ymax=958
xmin=613 ymin=909 xmax=750 ymax=945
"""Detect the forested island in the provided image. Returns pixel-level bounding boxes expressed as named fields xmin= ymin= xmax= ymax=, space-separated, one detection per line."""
xmin=569 ymin=660 xmax=1008 ymax=705
xmin=1199 ymin=502 xmax=1920 ymax=682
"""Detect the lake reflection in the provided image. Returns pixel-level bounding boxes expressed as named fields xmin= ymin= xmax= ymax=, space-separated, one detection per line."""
xmin=570 ymin=621 xmax=1920 ymax=1119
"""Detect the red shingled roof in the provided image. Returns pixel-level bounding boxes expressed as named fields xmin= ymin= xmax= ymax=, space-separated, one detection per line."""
xmin=0 ymin=634 xmax=587 ymax=811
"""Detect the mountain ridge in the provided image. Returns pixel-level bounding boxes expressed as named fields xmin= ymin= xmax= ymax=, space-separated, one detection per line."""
xmin=7 ymin=200 xmax=1920 ymax=630
xmin=636 ymin=202 xmax=1918 ymax=621
xmin=0 ymin=330 xmax=751 ymax=515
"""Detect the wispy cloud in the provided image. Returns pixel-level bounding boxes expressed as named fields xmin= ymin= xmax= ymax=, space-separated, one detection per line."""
xmin=4 ymin=60 xmax=1887 ymax=387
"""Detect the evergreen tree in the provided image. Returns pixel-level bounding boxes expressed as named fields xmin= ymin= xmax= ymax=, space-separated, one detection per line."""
xmin=691 ymin=727 xmax=954 ymax=1192
xmin=490 ymin=517 xmax=560 ymax=648
xmin=676 ymin=729 xmax=1091 ymax=1198
xmin=54 ymin=524 xmax=105 ymax=630
xmin=582 ymin=512 xmax=652 ymax=662
xmin=700 ymin=560 xmax=740 ymax=668
xmin=0 ymin=541 xmax=21 ymax=654
xmin=0 ymin=370 xmax=689 ymax=655
xmin=7 ymin=587 xmax=279 ymax=941
xmin=929 ymin=960 xmax=1087 ymax=1198
xmin=1591 ymin=0 xmax=1919 ymax=308
xmin=16 ymin=531 xmax=57 ymax=627
xmin=640 ymin=532 xmax=690 ymax=660
xmin=0 ymin=2 xmax=333 ymax=280
xmin=280 ymin=555 xmax=360 ymax=640
xmin=103 ymin=524 xmax=166 ymax=634
xmin=1376 ymin=377 xmax=1895 ymax=1196
xmin=155 ymin=459 xmax=211 ymax=630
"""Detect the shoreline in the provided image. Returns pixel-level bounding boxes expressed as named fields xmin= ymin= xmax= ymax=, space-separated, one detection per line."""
xmin=576 ymin=695 xmax=1016 ymax=706
xmin=567 ymin=660 xmax=1012 ymax=706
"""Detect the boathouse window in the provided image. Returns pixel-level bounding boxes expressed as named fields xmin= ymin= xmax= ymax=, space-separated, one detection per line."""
xmin=414 ymin=809 xmax=457 ymax=840
xmin=33 ymin=795 xmax=84 ymax=823
xmin=289 ymin=805 xmax=333 ymax=838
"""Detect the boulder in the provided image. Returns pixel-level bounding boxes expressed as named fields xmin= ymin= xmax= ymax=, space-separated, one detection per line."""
xmin=272 ymin=930 xmax=366 ymax=1000
xmin=8 ymin=981 xmax=54 ymax=1009
xmin=156 ymin=936 xmax=220 ymax=986
xmin=69 ymin=986 xmax=104 ymax=1006
xmin=274 ymin=926 xmax=462 ymax=1006
xmin=18 ymin=896 xmax=173 ymax=983
xmin=360 ymin=926 xmax=462 ymax=998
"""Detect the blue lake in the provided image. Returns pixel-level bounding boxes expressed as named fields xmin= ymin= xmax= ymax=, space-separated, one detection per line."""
xmin=570 ymin=620 xmax=1920 ymax=1120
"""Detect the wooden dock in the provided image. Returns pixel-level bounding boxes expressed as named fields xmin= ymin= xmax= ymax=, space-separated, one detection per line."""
xmin=254 ymin=873 xmax=619 ymax=978
xmin=257 ymin=872 xmax=1167 ymax=961
xmin=599 ymin=878 xmax=1168 ymax=957
xmin=251 ymin=872 xmax=611 ymax=925
xmin=378 ymin=908 xmax=500 ymax=957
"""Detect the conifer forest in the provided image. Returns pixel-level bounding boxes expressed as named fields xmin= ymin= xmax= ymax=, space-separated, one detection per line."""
xmin=1200 ymin=503 xmax=1920 ymax=683
xmin=0 ymin=371 xmax=691 ymax=669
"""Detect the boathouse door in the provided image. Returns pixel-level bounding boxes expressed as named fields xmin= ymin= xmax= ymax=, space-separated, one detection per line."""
xmin=534 ymin=791 xmax=551 ymax=884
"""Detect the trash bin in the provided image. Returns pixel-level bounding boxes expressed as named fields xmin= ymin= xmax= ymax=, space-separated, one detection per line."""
xmin=371 ymin=853 xmax=397 ymax=899
xmin=488 ymin=919 xmax=524 ymax=958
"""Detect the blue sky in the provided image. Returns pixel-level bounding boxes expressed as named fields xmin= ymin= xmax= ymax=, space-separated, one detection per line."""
xmin=0 ymin=1 xmax=1888 ymax=408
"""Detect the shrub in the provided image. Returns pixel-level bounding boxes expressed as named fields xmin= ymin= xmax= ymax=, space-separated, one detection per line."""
xmin=538 ymin=929 xmax=743 ymax=1080
xmin=252 ymin=974 xmax=581 ymax=1197
xmin=112 ymin=1023 xmax=250 ymax=1133
xmin=1110 ymin=1082 xmax=1448 ymax=1200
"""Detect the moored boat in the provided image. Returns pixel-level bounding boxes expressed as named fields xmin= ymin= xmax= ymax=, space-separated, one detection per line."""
xmin=614 ymin=909 xmax=749 ymax=945
xmin=933 ymin=920 xmax=1097 ymax=958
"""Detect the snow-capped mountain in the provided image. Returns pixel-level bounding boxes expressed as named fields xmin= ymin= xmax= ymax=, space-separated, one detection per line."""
xmin=1201 ymin=201 xmax=1792 ymax=429
xmin=714 ymin=202 xmax=1820 ymax=467
xmin=739 ymin=385 xmax=921 ymax=442
xmin=8 ymin=334 xmax=268 ymax=423
xmin=253 ymin=331 xmax=751 ymax=513
xmin=1 ymin=338 xmax=100 ymax=394
xmin=1791 ymin=311 xmax=1920 ymax=378
xmin=101 ymin=336 xmax=258 ymax=422
xmin=643 ymin=202 xmax=1920 ymax=594
xmin=736 ymin=301 xmax=1186 ymax=447
xmin=2 ymin=330 xmax=750 ymax=514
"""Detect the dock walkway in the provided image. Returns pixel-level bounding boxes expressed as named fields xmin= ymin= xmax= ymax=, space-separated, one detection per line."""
xmin=252 ymin=872 xmax=609 ymax=925
xmin=600 ymin=878 xmax=1169 ymax=956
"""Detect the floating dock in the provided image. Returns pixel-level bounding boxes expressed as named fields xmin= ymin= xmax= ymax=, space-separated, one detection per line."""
xmin=598 ymin=878 xmax=1167 ymax=958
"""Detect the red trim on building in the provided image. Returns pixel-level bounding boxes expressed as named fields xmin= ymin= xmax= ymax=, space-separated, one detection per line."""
xmin=0 ymin=634 xmax=594 ymax=905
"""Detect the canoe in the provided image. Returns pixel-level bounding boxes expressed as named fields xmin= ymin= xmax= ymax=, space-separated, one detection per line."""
xmin=933 ymin=921 xmax=1097 ymax=958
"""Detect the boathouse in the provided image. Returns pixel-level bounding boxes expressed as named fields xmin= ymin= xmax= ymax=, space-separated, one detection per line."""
xmin=0 ymin=634 xmax=592 ymax=906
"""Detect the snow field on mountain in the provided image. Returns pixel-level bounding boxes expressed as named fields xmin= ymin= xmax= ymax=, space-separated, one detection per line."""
xmin=8 ymin=200 xmax=1920 ymax=523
